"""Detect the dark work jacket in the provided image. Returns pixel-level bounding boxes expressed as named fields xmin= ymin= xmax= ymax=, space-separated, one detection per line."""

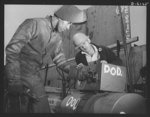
xmin=75 ymin=44 xmax=122 ymax=66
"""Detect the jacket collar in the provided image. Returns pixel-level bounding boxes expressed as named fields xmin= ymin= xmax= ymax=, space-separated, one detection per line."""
xmin=90 ymin=43 xmax=103 ymax=52
xmin=81 ymin=44 xmax=98 ymax=55
xmin=49 ymin=16 xmax=55 ymax=32
xmin=80 ymin=43 xmax=103 ymax=56
xmin=46 ymin=15 xmax=58 ymax=32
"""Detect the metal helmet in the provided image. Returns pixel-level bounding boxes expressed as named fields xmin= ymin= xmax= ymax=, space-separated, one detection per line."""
xmin=54 ymin=5 xmax=87 ymax=23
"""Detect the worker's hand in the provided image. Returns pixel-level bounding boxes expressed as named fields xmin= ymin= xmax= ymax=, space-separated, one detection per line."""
xmin=68 ymin=65 xmax=78 ymax=80
xmin=5 ymin=62 xmax=24 ymax=95
xmin=68 ymin=64 xmax=89 ymax=81
xmin=76 ymin=65 xmax=89 ymax=81
xmin=76 ymin=63 xmax=84 ymax=69
xmin=100 ymin=60 xmax=107 ymax=64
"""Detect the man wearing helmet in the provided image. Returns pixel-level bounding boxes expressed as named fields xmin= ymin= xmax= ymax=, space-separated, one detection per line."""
xmin=5 ymin=5 xmax=87 ymax=113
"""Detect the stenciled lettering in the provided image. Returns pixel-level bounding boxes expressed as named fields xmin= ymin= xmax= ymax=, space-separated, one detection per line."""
xmin=66 ymin=96 xmax=80 ymax=110
xmin=104 ymin=64 xmax=122 ymax=76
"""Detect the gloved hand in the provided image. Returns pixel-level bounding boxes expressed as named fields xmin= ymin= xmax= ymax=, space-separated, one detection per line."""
xmin=68 ymin=65 xmax=78 ymax=80
xmin=77 ymin=64 xmax=89 ymax=81
xmin=5 ymin=62 xmax=24 ymax=95
xmin=68 ymin=64 xmax=89 ymax=81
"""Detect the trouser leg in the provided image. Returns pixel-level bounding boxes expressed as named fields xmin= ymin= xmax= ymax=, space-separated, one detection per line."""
xmin=19 ymin=94 xmax=29 ymax=113
xmin=20 ymin=60 xmax=50 ymax=113
xmin=31 ymin=83 xmax=50 ymax=113
xmin=21 ymin=74 xmax=50 ymax=113
xmin=6 ymin=94 xmax=20 ymax=113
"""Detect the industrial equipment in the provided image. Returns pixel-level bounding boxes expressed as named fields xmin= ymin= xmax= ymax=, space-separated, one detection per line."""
xmin=45 ymin=62 xmax=146 ymax=114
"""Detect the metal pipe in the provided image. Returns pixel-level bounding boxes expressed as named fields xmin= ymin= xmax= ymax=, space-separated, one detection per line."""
xmin=107 ymin=36 xmax=138 ymax=49
xmin=41 ymin=57 xmax=75 ymax=70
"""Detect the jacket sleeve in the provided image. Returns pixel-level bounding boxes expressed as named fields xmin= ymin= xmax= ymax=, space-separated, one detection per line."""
xmin=6 ymin=19 xmax=36 ymax=63
xmin=99 ymin=45 xmax=123 ymax=66
xmin=51 ymin=36 xmax=71 ymax=73
xmin=75 ymin=51 xmax=88 ymax=66
xmin=5 ymin=19 xmax=36 ymax=80
xmin=75 ymin=52 xmax=82 ymax=65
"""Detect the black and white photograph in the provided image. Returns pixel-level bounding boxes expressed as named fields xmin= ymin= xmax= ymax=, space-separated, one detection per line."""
xmin=2 ymin=3 xmax=148 ymax=114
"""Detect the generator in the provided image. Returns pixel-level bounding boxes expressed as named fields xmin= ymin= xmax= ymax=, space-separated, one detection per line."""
xmin=46 ymin=62 xmax=146 ymax=114
xmin=60 ymin=92 xmax=145 ymax=113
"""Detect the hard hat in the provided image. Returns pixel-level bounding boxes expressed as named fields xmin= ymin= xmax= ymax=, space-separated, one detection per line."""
xmin=54 ymin=5 xmax=87 ymax=23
